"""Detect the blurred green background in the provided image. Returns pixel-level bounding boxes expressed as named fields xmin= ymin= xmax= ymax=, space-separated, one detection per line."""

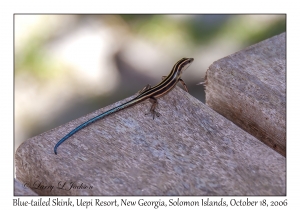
xmin=14 ymin=14 xmax=286 ymax=149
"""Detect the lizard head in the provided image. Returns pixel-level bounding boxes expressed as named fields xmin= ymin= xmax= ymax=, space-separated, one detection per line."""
xmin=175 ymin=58 xmax=194 ymax=75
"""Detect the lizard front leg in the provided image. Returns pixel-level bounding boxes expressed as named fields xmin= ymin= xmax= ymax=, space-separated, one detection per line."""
xmin=162 ymin=76 xmax=189 ymax=92
xmin=179 ymin=78 xmax=189 ymax=92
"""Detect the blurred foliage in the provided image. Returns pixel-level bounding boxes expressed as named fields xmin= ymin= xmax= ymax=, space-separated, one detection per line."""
xmin=119 ymin=14 xmax=285 ymax=46
xmin=15 ymin=34 xmax=61 ymax=80
xmin=185 ymin=15 xmax=232 ymax=44
xmin=244 ymin=17 xmax=286 ymax=45
xmin=120 ymin=14 xmax=225 ymax=45
xmin=16 ymin=15 xmax=286 ymax=79
xmin=16 ymin=35 xmax=42 ymax=73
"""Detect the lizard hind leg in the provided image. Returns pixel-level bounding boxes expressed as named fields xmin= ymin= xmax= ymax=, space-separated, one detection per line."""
xmin=138 ymin=84 xmax=152 ymax=95
xmin=145 ymin=97 xmax=161 ymax=119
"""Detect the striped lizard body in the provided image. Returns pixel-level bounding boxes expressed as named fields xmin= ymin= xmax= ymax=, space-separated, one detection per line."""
xmin=54 ymin=58 xmax=194 ymax=154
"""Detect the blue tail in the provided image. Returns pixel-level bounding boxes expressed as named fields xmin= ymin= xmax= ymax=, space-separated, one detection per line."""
xmin=54 ymin=99 xmax=136 ymax=154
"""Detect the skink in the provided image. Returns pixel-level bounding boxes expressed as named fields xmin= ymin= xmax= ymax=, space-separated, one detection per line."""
xmin=54 ymin=57 xmax=194 ymax=154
